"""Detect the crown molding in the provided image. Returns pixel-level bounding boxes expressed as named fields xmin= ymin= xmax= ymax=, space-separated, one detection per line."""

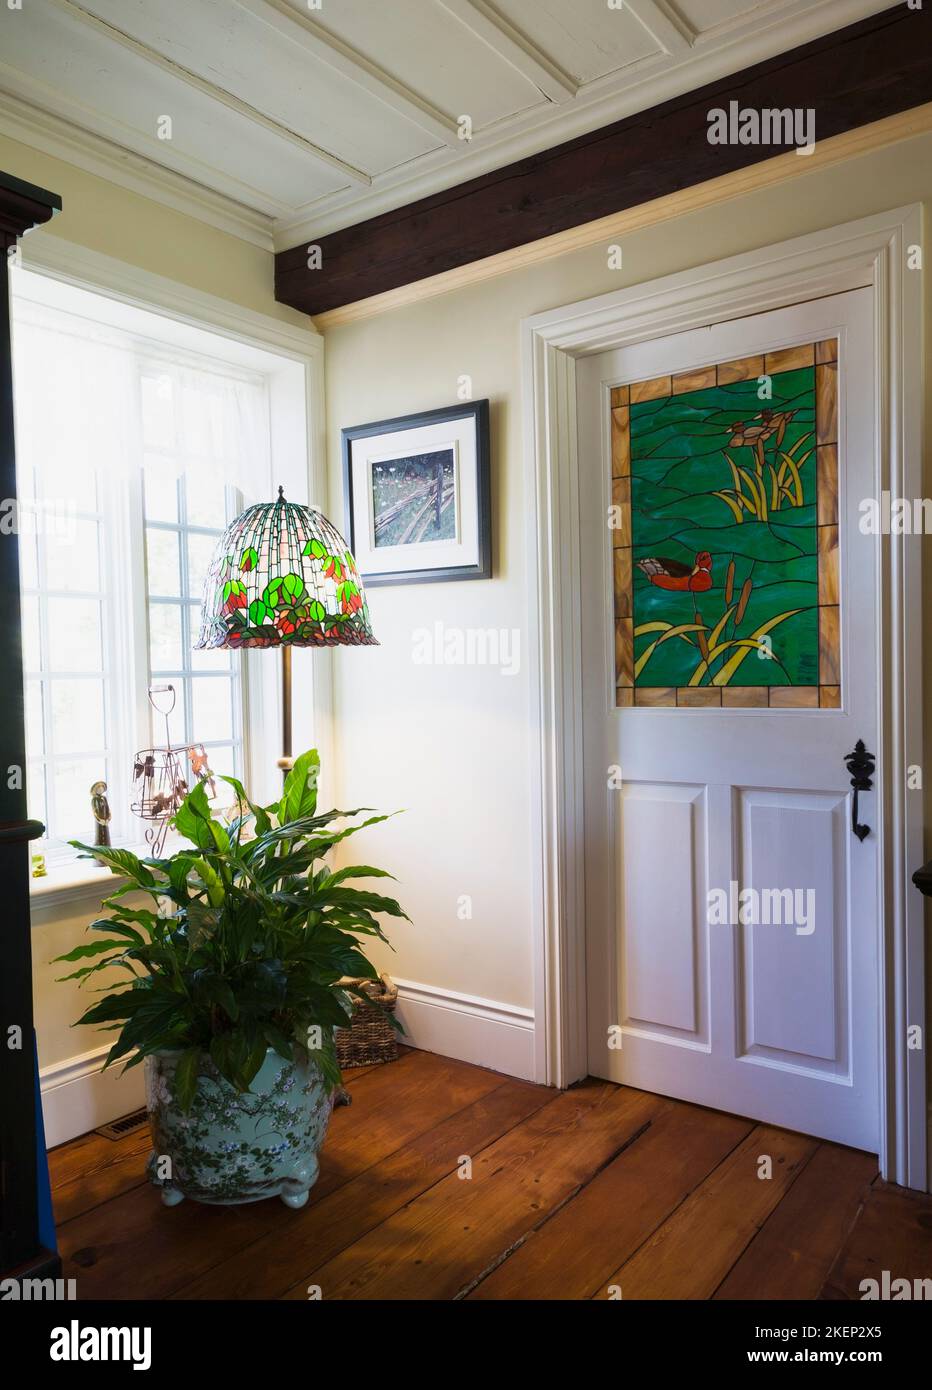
xmin=18 ymin=233 xmax=322 ymax=355
xmin=0 ymin=88 xmax=276 ymax=251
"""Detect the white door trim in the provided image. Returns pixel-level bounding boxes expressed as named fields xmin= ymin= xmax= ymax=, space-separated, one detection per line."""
xmin=521 ymin=205 xmax=926 ymax=1189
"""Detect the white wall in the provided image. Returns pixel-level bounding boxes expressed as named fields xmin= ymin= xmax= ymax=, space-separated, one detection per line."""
xmin=323 ymin=127 xmax=932 ymax=1072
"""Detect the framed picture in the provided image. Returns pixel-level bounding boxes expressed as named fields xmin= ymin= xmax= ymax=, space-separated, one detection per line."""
xmin=342 ymin=400 xmax=491 ymax=585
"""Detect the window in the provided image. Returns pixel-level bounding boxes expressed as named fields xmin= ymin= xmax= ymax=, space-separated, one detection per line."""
xmin=12 ymin=279 xmax=278 ymax=862
xmin=139 ymin=362 xmax=253 ymax=777
xmin=18 ymin=415 xmax=112 ymax=846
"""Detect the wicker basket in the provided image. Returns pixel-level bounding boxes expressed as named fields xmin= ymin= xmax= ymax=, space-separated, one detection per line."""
xmin=335 ymin=974 xmax=399 ymax=1068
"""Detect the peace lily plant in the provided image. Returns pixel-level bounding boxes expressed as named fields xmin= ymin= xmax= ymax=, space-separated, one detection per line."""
xmin=56 ymin=751 xmax=408 ymax=1208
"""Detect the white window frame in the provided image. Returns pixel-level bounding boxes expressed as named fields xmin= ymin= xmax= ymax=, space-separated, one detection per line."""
xmin=17 ymin=237 xmax=329 ymax=909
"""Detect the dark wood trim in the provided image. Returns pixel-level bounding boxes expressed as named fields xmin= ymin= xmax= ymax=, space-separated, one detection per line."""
xmin=0 ymin=171 xmax=60 ymax=1279
xmin=276 ymin=5 xmax=932 ymax=317
xmin=0 ymin=170 xmax=61 ymax=250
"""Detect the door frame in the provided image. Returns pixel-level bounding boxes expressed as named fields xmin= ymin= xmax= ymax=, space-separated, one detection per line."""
xmin=521 ymin=205 xmax=926 ymax=1189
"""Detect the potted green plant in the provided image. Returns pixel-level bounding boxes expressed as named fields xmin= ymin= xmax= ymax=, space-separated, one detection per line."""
xmin=55 ymin=750 xmax=408 ymax=1210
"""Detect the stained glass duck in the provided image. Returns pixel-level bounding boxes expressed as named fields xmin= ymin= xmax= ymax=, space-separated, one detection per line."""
xmin=636 ymin=550 xmax=713 ymax=593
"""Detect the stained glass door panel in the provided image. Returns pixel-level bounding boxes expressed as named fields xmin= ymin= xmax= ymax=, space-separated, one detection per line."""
xmin=611 ymin=341 xmax=839 ymax=708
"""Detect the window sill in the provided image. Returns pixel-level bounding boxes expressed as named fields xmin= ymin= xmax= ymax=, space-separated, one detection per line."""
xmin=29 ymin=858 xmax=124 ymax=914
xmin=28 ymin=834 xmax=190 ymax=914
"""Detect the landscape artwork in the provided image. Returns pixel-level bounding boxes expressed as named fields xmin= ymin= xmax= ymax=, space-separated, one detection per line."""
xmin=370 ymin=447 xmax=456 ymax=548
xmin=611 ymin=341 xmax=840 ymax=709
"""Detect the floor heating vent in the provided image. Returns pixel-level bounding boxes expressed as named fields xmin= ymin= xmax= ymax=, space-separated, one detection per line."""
xmin=95 ymin=1107 xmax=149 ymax=1141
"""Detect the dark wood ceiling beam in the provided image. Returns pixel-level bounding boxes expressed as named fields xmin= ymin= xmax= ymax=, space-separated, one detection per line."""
xmin=275 ymin=5 xmax=932 ymax=318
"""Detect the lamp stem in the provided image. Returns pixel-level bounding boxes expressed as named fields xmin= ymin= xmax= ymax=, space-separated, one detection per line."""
xmin=278 ymin=645 xmax=294 ymax=781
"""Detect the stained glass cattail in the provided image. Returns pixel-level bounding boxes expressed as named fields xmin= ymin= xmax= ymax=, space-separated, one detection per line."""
xmin=736 ymin=577 xmax=753 ymax=626
xmin=725 ymin=559 xmax=735 ymax=607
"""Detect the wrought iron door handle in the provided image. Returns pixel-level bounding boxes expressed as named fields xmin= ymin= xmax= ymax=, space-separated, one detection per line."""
xmin=844 ymin=740 xmax=875 ymax=842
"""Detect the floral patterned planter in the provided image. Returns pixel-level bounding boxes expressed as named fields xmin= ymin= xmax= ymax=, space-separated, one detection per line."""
xmin=145 ymin=1047 xmax=332 ymax=1208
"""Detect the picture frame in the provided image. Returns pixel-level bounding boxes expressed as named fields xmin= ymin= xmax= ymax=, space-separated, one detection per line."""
xmin=341 ymin=399 xmax=491 ymax=586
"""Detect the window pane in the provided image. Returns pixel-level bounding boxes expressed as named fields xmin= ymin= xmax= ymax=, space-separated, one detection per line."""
xmin=185 ymin=472 xmax=227 ymax=528
xmin=50 ymin=679 xmax=106 ymax=753
xmin=45 ymin=518 xmax=100 ymax=593
xmin=47 ymin=598 xmax=101 ymax=672
xmin=192 ymin=677 xmax=233 ymax=743
xmin=187 ymin=531 xmax=220 ymax=597
xmin=21 ymin=595 xmax=41 ymax=673
xmin=27 ymin=763 xmax=47 ymax=835
xmin=146 ymin=527 xmax=181 ymax=597
xmin=41 ymin=449 xmax=97 ymax=512
xmin=153 ymin=679 xmax=188 ymax=746
xmin=26 ymin=679 xmax=44 ymax=757
xmin=18 ymin=525 xmax=38 ymax=590
xmin=149 ymin=603 xmax=184 ymax=670
xmin=144 ymin=464 xmax=178 ymax=523
xmin=191 ymin=642 xmax=230 ymax=672
xmin=50 ymin=757 xmax=109 ymax=842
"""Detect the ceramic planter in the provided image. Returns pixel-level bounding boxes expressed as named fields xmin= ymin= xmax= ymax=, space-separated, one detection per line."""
xmin=145 ymin=1047 xmax=332 ymax=1208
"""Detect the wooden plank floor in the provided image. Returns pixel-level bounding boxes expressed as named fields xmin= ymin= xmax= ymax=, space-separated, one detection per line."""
xmin=50 ymin=1048 xmax=931 ymax=1301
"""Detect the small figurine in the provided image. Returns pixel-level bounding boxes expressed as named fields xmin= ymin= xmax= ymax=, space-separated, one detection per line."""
xmin=91 ymin=780 xmax=112 ymax=856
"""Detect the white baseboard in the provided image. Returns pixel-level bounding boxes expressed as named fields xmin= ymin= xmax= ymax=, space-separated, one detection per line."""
xmin=392 ymin=978 xmax=536 ymax=1081
xmin=40 ymin=1045 xmax=146 ymax=1149
xmin=38 ymin=982 xmax=536 ymax=1149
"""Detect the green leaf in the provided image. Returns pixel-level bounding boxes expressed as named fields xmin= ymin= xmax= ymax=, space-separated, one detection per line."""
xmin=172 ymin=781 xmax=226 ymax=853
xmin=279 ymin=749 xmax=321 ymax=825
xmin=174 ymin=1048 xmax=202 ymax=1112
xmin=262 ymin=1024 xmax=295 ymax=1063
xmin=69 ymin=843 xmax=156 ymax=889
xmin=53 ymin=938 xmax=131 ymax=963
xmin=316 ymin=865 xmax=396 ymax=889
xmin=189 ymin=855 xmax=225 ymax=908
xmin=89 ymin=920 xmax=146 ymax=947
xmin=219 ymin=775 xmax=271 ymax=836
xmin=186 ymin=900 xmax=220 ymax=950
xmin=308 ymin=887 xmax=410 ymax=921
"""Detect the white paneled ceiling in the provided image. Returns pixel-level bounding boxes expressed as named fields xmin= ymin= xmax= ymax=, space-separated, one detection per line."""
xmin=0 ymin=0 xmax=896 ymax=250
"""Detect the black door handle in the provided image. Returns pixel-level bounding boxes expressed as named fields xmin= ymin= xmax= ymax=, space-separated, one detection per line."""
xmin=844 ymin=740 xmax=874 ymax=842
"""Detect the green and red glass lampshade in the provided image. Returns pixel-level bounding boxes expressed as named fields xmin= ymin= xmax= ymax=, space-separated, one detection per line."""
xmin=196 ymin=488 xmax=377 ymax=652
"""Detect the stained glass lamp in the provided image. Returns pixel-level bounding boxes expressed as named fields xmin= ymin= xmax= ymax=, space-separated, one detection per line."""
xmin=196 ymin=487 xmax=377 ymax=774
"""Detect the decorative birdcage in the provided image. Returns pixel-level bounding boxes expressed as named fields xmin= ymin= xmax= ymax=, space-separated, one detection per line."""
xmin=131 ymin=686 xmax=216 ymax=856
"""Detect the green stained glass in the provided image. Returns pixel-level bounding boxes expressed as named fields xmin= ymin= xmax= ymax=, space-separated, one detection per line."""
xmin=630 ymin=366 xmax=819 ymax=690
xmin=195 ymin=490 xmax=377 ymax=650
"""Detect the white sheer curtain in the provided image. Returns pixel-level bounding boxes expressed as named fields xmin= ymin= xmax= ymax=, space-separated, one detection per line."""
xmin=14 ymin=299 xmax=271 ymax=502
xmin=13 ymin=310 xmax=137 ymax=495
xmin=140 ymin=360 xmax=271 ymax=503
xmin=11 ymin=293 xmax=272 ymax=851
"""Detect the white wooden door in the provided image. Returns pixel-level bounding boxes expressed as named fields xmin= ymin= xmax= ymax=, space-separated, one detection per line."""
xmin=578 ymin=289 xmax=879 ymax=1151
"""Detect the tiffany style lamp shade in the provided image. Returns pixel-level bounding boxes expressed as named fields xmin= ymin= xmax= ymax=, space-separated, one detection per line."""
xmin=196 ymin=487 xmax=377 ymax=773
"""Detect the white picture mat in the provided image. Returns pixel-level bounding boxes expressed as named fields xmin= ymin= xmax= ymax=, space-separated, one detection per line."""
xmin=350 ymin=416 xmax=480 ymax=575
